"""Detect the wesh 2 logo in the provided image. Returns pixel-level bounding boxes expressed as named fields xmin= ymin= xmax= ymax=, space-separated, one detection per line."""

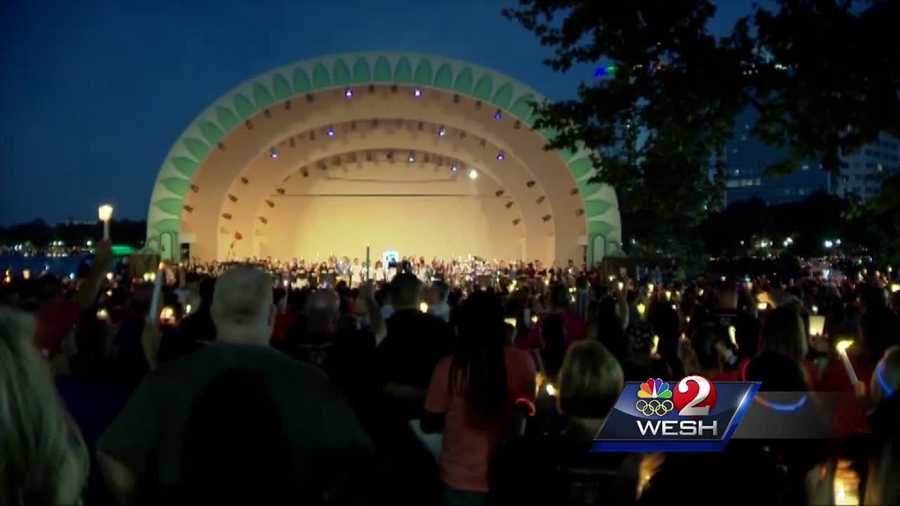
xmin=594 ymin=376 xmax=758 ymax=452
xmin=634 ymin=376 xmax=719 ymax=438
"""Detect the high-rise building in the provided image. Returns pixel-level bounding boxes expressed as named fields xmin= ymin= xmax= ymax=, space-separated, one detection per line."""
xmin=723 ymin=118 xmax=830 ymax=206
xmin=834 ymin=132 xmax=900 ymax=201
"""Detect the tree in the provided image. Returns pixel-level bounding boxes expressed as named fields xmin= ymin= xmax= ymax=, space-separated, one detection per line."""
xmin=504 ymin=0 xmax=900 ymax=256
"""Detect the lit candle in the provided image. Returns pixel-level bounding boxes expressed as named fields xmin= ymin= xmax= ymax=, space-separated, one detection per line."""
xmin=835 ymin=339 xmax=859 ymax=386
xmin=651 ymin=335 xmax=659 ymax=355
xmin=728 ymin=326 xmax=738 ymax=348
xmin=617 ymin=281 xmax=624 ymax=292
xmin=147 ymin=262 xmax=164 ymax=324
xmin=419 ymin=302 xmax=429 ymax=313
xmin=545 ymin=383 xmax=557 ymax=397
xmin=636 ymin=302 xmax=646 ymax=318
xmin=98 ymin=204 xmax=114 ymax=240
xmin=833 ymin=458 xmax=859 ymax=506
xmin=891 ymin=284 xmax=900 ymax=294
xmin=809 ymin=315 xmax=826 ymax=337
xmin=757 ymin=302 xmax=768 ymax=311
xmin=665 ymin=290 xmax=672 ymax=301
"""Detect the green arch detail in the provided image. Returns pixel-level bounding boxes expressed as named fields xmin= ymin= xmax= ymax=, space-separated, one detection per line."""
xmin=312 ymin=63 xmax=331 ymax=88
xmin=233 ymin=94 xmax=255 ymax=119
xmin=154 ymin=198 xmax=184 ymax=215
xmin=149 ymin=53 xmax=621 ymax=255
xmin=215 ymin=107 xmax=239 ymax=131
xmin=199 ymin=121 xmax=225 ymax=145
xmin=394 ymin=57 xmax=413 ymax=83
xmin=569 ymin=158 xmax=593 ymax=180
xmin=413 ymin=59 xmax=432 ymax=85
xmin=473 ymin=74 xmax=493 ymax=101
xmin=152 ymin=219 xmax=181 ymax=234
xmin=171 ymin=157 xmax=199 ymax=177
xmin=272 ymin=74 xmax=292 ymax=101
xmin=183 ymin=138 xmax=210 ymax=161
xmin=160 ymin=177 xmax=191 ymax=196
xmin=292 ymin=68 xmax=311 ymax=93
xmin=585 ymin=200 xmax=613 ymax=216
xmin=434 ymin=64 xmax=453 ymax=89
xmin=492 ymin=83 xmax=514 ymax=109
xmin=510 ymin=94 xmax=536 ymax=122
xmin=332 ymin=59 xmax=351 ymax=86
xmin=252 ymin=83 xmax=274 ymax=109
xmin=453 ymin=68 xmax=474 ymax=94
xmin=373 ymin=56 xmax=391 ymax=81
xmin=352 ymin=58 xmax=371 ymax=83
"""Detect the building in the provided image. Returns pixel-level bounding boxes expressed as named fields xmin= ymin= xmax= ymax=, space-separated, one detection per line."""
xmin=834 ymin=132 xmax=900 ymax=202
xmin=723 ymin=118 xmax=830 ymax=206
xmin=144 ymin=53 xmax=623 ymax=264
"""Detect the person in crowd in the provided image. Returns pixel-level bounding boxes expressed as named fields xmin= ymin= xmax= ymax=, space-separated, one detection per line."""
xmin=427 ymin=280 xmax=451 ymax=322
xmin=0 ymin=306 xmax=89 ymax=506
xmin=97 ymin=266 xmax=374 ymax=505
xmin=677 ymin=323 xmax=741 ymax=380
xmin=759 ymin=305 xmax=808 ymax=364
xmin=377 ymin=272 xmax=453 ymax=419
xmin=422 ymin=291 xmax=537 ymax=506
xmin=493 ymin=340 xmax=637 ymax=506
xmin=864 ymin=345 xmax=900 ymax=505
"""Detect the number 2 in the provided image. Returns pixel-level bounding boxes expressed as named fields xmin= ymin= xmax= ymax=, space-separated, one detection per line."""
xmin=679 ymin=376 xmax=710 ymax=416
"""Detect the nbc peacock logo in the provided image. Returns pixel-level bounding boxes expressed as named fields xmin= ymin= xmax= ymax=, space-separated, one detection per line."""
xmin=635 ymin=378 xmax=674 ymax=417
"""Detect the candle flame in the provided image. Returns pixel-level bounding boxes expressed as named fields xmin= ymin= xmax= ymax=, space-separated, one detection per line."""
xmin=836 ymin=339 xmax=854 ymax=354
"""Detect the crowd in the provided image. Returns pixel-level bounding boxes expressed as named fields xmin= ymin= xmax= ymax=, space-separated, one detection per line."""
xmin=1 ymin=239 xmax=900 ymax=505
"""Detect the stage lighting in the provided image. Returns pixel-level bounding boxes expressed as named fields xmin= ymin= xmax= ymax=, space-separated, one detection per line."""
xmin=344 ymin=87 xmax=353 ymax=98
xmin=270 ymin=147 xmax=278 ymax=159
xmin=468 ymin=168 xmax=478 ymax=180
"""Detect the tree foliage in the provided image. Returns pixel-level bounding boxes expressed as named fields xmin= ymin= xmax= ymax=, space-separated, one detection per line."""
xmin=504 ymin=0 xmax=900 ymax=252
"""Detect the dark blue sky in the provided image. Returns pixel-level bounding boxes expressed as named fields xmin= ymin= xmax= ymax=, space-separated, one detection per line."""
xmin=0 ymin=0 xmax=755 ymax=225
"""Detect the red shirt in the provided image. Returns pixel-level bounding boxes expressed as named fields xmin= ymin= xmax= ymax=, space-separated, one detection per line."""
xmin=425 ymin=347 xmax=536 ymax=492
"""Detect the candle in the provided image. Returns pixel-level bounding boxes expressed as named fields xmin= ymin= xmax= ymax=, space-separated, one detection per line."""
xmin=809 ymin=315 xmax=826 ymax=337
xmin=636 ymin=302 xmax=646 ymax=317
xmin=651 ymin=335 xmax=659 ymax=355
xmin=419 ymin=302 xmax=429 ymax=313
xmin=365 ymin=245 xmax=370 ymax=281
xmin=545 ymin=383 xmax=557 ymax=397
xmin=617 ymin=281 xmax=624 ymax=292
xmin=98 ymin=204 xmax=114 ymax=240
xmin=835 ymin=339 xmax=859 ymax=385
xmin=757 ymin=302 xmax=768 ymax=311
xmin=891 ymin=283 xmax=900 ymax=293
xmin=96 ymin=308 xmax=109 ymax=320
xmin=147 ymin=262 xmax=164 ymax=324
xmin=728 ymin=326 xmax=738 ymax=349
xmin=833 ymin=458 xmax=859 ymax=506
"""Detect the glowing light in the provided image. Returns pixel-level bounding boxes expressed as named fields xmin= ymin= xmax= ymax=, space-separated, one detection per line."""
xmin=665 ymin=290 xmax=672 ymax=301
xmin=833 ymin=459 xmax=859 ymax=505
xmin=344 ymin=87 xmax=353 ymax=98
xmin=106 ymin=272 xmax=113 ymax=281
xmin=891 ymin=284 xmax=900 ymax=293
xmin=824 ymin=240 xmax=834 ymax=249
xmin=96 ymin=308 xmax=109 ymax=320
xmin=185 ymin=304 xmax=193 ymax=315
xmin=531 ymin=315 xmax=538 ymax=324
xmin=269 ymin=147 xmax=278 ymax=159
xmin=450 ymin=162 xmax=458 ymax=172
xmin=98 ymin=204 xmax=114 ymax=222
xmin=545 ymin=383 xmax=557 ymax=397
xmin=68 ymin=273 xmax=75 ymax=280
xmin=86 ymin=240 xmax=93 ymax=247
xmin=809 ymin=315 xmax=826 ymax=336
xmin=468 ymin=168 xmax=478 ymax=180
xmin=651 ymin=335 xmax=659 ymax=355
xmin=160 ymin=306 xmax=175 ymax=321
xmin=617 ymin=281 xmax=624 ymax=291
xmin=106 ymin=289 xmax=113 ymax=297
xmin=836 ymin=339 xmax=854 ymax=354
xmin=22 ymin=269 xmax=30 ymax=280
xmin=648 ymin=283 xmax=654 ymax=293
xmin=438 ymin=126 xmax=446 ymax=137
xmin=728 ymin=326 xmax=737 ymax=347
xmin=698 ymin=289 xmax=704 ymax=297
xmin=568 ymin=287 xmax=576 ymax=294
xmin=496 ymin=151 xmax=505 ymax=161
xmin=636 ymin=303 xmax=646 ymax=317
xmin=413 ymin=87 xmax=422 ymax=97
xmin=671 ymin=304 xmax=677 ymax=311
xmin=326 ymin=127 xmax=336 ymax=137
xmin=408 ymin=152 xmax=416 ymax=163
xmin=757 ymin=302 xmax=768 ymax=311
xmin=419 ymin=302 xmax=429 ymax=313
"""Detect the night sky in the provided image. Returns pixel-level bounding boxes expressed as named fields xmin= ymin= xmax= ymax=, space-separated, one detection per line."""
xmin=0 ymin=0 xmax=756 ymax=225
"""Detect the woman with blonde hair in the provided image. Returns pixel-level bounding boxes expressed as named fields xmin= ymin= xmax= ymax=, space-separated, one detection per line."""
xmin=0 ymin=307 xmax=89 ymax=505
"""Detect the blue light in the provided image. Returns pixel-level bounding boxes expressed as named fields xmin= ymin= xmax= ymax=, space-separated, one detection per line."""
xmin=594 ymin=66 xmax=607 ymax=78
xmin=494 ymin=110 xmax=502 ymax=120
xmin=753 ymin=394 xmax=808 ymax=412
xmin=326 ymin=127 xmax=336 ymax=137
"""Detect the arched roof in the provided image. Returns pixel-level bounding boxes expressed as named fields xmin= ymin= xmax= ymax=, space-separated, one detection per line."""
xmin=147 ymin=52 xmax=622 ymax=260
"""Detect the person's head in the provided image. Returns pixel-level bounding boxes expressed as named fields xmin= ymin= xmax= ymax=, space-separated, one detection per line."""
xmin=452 ymin=291 xmax=508 ymax=426
xmin=557 ymin=341 xmax=624 ymax=420
xmin=690 ymin=323 xmax=736 ymax=373
xmin=427 ymin=281 xmax=449 ymax=304
xmin=745 ymin=351 xmax=809 ymax=391
xmin=211 ymin=266 xmax=275 ymax=345
xmin=303 ymin=289 xmax=341 ymax=336
xmin=389 ymin=272 xmax=422 ymax=309
xmin=0 ymin=307 xmax=88 ymax=505
xmin=759 ymin=305 xmax=808 ymax=363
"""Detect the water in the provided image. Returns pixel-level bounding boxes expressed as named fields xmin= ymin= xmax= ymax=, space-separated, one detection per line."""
xmin=0 ymin=254 xmax=92 ymax=277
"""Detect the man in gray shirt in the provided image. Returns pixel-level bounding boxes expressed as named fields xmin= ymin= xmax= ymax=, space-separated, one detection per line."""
xmin=98 ymin=266 xmax=374 ymax=504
